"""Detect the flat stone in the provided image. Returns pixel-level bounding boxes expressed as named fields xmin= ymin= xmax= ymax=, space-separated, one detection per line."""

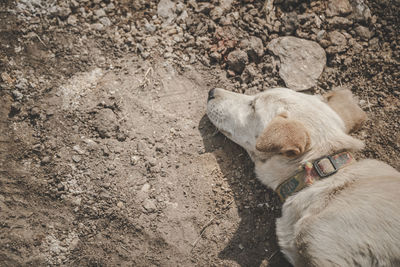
xmin=326 ymin=0 xmax=352 ymax=17
xmin=267 ymin=36 xmax=326 ymax=91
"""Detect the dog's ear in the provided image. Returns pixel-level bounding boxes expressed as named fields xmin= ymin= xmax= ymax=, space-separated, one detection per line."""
xmin=256 ymin=114 xmax=310 ymax=158
xmin=324 ymin=88 xmax=367 ymax=133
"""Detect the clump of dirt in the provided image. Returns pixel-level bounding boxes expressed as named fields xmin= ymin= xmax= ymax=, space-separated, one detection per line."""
xmin=0 ymin=0 xmax=398 ymax=266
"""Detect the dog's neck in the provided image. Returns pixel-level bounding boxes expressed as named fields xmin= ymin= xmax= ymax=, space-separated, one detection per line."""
xmin=275 ymin=151 xmax=355 ymax=201
xmin=254 ymin=134 xmax=364 ymax=191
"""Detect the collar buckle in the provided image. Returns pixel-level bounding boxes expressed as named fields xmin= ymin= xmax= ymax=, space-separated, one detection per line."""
xmin=313 ymin=155 xmax=338 ymax=178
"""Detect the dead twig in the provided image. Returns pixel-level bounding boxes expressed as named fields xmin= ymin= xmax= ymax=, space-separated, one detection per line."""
xmin=120 ymin=245 xmax=129 ymax=252
xmin=33 ymin=32 xmax=47 ymax=48
xmin=268 ymin=250 xmax=279 ymax=261
xmin=191 ymin=200 xmax=234 ymax=251
xmin=139 ymin=67 xmax=154 ymax=88
xmin=191 ymin=217 xmax=216 ymax=249
xmin=366 ymin=94 xmax=372 ymax=112
xmin=360 ymin=77 xmax=372 ymax=113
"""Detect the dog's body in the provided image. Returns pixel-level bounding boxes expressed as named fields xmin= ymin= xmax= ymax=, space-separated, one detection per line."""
xmin=207 ymin=87 xmax=400 ymax=266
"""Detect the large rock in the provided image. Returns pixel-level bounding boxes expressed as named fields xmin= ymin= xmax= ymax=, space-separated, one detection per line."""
xmin=267 ymin=36 xmax=326 ymax=91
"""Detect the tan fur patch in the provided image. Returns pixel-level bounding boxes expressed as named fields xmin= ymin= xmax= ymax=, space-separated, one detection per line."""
xmin=325 ymin=88 xmax=367 ymax=133
xmin=256 ymin=115 xmax=310 ymax=158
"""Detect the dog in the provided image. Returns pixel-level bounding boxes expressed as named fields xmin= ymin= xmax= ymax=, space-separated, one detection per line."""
xmin=207 ymin=87 xmax=400 ymax=266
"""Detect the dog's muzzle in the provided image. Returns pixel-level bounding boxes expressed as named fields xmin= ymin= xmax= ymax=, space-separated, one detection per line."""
xmin=208 ymin=88 xmax=215 ymax=101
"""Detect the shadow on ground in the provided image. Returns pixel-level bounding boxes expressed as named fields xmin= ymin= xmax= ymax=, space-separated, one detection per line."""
xmin=199 ymin=115 xmax=292 ymax=267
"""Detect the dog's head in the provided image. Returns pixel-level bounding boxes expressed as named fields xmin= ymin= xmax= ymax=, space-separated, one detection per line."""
xmin=207 ymin=87 xmax=366 ymax=165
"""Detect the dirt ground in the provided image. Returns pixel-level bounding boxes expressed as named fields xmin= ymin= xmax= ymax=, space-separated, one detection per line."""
xmin=0 ymin=0 xmax=399 ymax=266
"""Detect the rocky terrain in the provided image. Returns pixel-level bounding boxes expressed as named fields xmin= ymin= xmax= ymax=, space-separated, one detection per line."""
xmin=0 ymin=0 xmax=399 ymax=266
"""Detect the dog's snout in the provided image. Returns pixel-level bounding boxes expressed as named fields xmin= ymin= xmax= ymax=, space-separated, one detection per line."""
xmin=208 ymin=88 xmax=215 ymax=101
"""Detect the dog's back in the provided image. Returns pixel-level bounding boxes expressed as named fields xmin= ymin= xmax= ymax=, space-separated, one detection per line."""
xmin=281 ymin=159 xmax=400 ymax=267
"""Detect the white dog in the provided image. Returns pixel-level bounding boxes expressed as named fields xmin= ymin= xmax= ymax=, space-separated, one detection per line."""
xmin=207 ymin=87 xmax=400 ymax=266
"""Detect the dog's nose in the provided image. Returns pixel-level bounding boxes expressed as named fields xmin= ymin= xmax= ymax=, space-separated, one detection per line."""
xmin=208 ymin=88 xmax=215 ymax=101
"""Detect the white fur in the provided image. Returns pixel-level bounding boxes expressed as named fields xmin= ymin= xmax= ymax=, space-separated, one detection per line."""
xmin=207 ymin=88 xmax=400 ymax=266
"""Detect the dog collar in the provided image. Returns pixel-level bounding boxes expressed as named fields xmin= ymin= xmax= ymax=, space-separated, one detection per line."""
xmin=276 ymin=151 xmax=355 ymax=202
